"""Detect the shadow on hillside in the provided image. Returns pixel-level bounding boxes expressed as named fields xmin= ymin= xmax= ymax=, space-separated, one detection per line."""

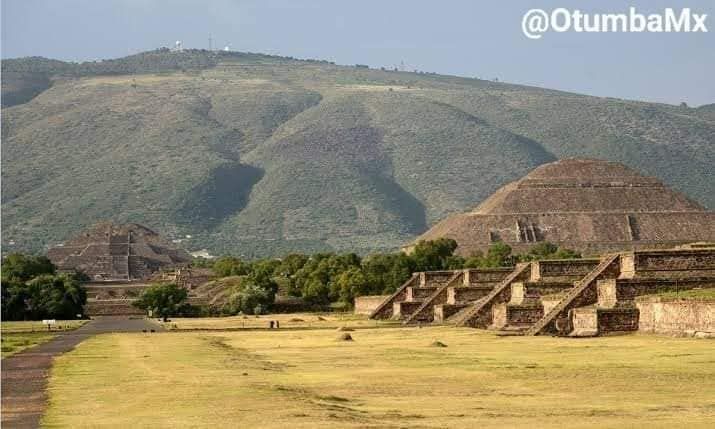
xmin=175 ymin=163 xmax=264 ymax=229
xmin=370 ymin=172 xmax=428 ymax=234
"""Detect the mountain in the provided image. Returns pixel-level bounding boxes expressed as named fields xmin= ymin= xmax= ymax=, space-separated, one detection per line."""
xmin=2 ymin=49 xmax=714 ymax=257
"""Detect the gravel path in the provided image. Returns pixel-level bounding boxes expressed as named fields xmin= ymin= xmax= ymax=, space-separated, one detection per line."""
xmin=1 ymin=317 xmax=163 ymax=428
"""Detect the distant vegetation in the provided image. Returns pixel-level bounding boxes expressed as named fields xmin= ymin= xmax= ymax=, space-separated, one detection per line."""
xmin=199 ymin=239 xmax=580 ymax=314
xmin=132 ymin=283 xmax=190 ymax=321
xmin=0 ymin=48 xmax=334 ymax=79
xmin=2 ymin=49 xmax=713 ymax=256
xmin=1 ymin=239 xmax=578 ymax=319
xmin=1 ymin=254 xmax=87 ymax=321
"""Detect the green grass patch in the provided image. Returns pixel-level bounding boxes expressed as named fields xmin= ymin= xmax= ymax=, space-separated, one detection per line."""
xmin=641 ymin=288 xmax=715 ymax=301
xmin=1 ymin=332 xmax=55 ymax=358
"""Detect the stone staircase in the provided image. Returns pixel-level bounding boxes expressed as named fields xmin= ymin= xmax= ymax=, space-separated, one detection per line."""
xmin=369 ymin=274 xmax=420 ymax=320
xmin=454 ymin=259 xmax=602 ymax=332
xmin=370 ymin=248 xmax=715 ymax=337
xmin=524 ymin=254 xmax=621 ymax=336
xmin=390 ymin=271 xmax=456 ymax=320
xmin=453 ymin=263 xmax=533 ymax=328
xmin=128 ymin=256 xmax=152 ymax=280
xmin=403 ymin=272 xmax=464 ymax=324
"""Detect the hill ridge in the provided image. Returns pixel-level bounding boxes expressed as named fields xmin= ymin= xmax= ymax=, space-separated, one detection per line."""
xmin=2 ymin=50 xmax=713 ymax=256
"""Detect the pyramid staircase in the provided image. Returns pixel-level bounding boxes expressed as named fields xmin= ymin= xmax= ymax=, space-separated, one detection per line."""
xmin=369 ymin=274 xmax=420 ymax=320
xmin=524 ymin=254 xmax=621 ymax=336
xmin=427 ymin=269 xmax=510 ymax=324
xmin=402 ymin=271 xmax=464 ymax=324
xmin=370 ymin=248 xmax=715 ymax=336
xmin=452 ymin=259 xmax=603 ymax=332
xmin=453 ymin=263 xmax=532 ymax=328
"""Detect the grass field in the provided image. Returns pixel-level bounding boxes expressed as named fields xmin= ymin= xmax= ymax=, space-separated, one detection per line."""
xmin=1 ymin=320 xmax=87 ymax=333
xmin=43 ymin=326 xmax=715 ymax=428
xmin=161 ymin=312 xmax=397 ymax=331
xmin=1 ymin=332 xmax=56 ymax=358
xmin=1 ymin=320 xmax=87 ymax=358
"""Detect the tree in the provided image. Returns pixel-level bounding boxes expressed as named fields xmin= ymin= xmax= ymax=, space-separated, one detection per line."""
xmin=361 ymin=252 xmax=414 ymax=295
xmin=526 ymin=242 xmax=559 ymax=260
xmin=133 ymin=283 xmax=188 ymax=321
xmin=25 ymin=274 xmax=87 ymax=320
xmin=1 ymin=253 xmax=55 ymax=282
xmin=276 ymin=254 xmax=309 ymax=296
xmin=302 ymin=278 xmax=331 ymax=306
xmin=411 ymin=238 xmax=459 ymax=271
xmin=520 ymin=242 xmax=581 ymax=261
xmin=552 ymin=248 xmax=581 ymax=259
xmin=336 ymin=267 xmax=369 ymax=304
xmin=464 ymin=242 xmax=514 ymax=268
xmin=225 ymin=281 xmax=272 ymax=315
xmin=2 ymin=273 xmax=86 ymax=321
xmin=1 ymin=278 xmax=30 ymax=320
xmin=212 ymin=256 xmax=250 ymax=277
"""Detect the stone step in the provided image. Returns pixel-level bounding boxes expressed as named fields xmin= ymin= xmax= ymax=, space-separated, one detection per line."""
xmin=530 ymin=259 xmax=601 ymax=283
xmin=492 ymin=302 xmax=545 ymax=330
xmin=447 ymin=286 xmax=493 ymax=305
xmin=434 ymin=303 xmax=471 ymax=323
xmin=391 ymin=300 xmax=424 ymax=320
xmin=406 ymin=286 xmax=439 ymax=301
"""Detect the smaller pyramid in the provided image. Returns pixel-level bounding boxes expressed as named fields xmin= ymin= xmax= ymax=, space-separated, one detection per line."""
xmin=407 ymin=159 xmax=715 ymax=256
xmin=47 ymin=222 xmax=191 ymax=281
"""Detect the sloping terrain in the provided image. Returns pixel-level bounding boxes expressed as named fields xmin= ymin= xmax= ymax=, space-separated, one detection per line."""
xmin=2 ymin=50 xmax=713 ymax=256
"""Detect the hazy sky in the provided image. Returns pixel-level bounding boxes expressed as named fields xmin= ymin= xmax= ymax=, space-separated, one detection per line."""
xmin=2 ymin=0 xmax=713 ymax=106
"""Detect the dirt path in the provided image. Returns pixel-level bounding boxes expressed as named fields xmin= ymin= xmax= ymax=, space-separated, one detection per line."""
xmin=1 ymin=317 xmax=162 ymax=428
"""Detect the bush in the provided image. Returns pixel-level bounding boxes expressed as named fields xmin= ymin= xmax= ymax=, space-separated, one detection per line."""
xmin=133 ymin=283 xmax=188 ymax=321
xmin=224 ymin=281 xmax=272 ymax=315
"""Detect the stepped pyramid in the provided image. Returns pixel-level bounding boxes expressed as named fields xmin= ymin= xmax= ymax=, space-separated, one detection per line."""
xmin=47 ymin=222 xmax=191 ymax=281
xmin=406 ymin=159 xmax=715 ymax=256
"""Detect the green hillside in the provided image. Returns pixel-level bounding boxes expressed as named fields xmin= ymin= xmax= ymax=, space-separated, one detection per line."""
xmin=2 ymin=49 xmax=713 ymax=256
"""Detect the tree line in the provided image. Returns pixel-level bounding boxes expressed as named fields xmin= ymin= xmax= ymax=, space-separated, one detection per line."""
xmin=197 ymin=239 xmax=580 ymax=315
xmin=1 ymin=239 xmax=579 ymax=320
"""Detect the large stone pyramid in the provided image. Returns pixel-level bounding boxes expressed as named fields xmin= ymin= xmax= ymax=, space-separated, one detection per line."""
xmin=47 ymin=222 xmax=191 ymax=281
xmin=406 ymin=159 xmax=715 ymax=256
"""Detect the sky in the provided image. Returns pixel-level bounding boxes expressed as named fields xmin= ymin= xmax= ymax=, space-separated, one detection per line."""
xmin=2 ymin=0 xmax=713 ymax=106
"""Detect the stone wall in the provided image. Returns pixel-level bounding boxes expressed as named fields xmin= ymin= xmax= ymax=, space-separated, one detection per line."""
xmin=420 ymin=271 xmax=456 ymax=287
xmin=621 ymin=249 xmax=715 ymax=279
xmin=531 ymin=259 xmax=600 ymax=281
xmin=463 ymin=268 xmax=511 ymax=284
xmin=354 ymin=295 xmax=390 ymax=315
xmin=636 ymin=297 xmax=714 ymax=334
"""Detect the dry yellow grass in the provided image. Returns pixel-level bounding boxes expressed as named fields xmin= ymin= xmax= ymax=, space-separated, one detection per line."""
xmin=1 ymin=320 xmax=87 ymax=333
xmin=161 ymin=312 xmax=397 ymax=330
xmin=43 ymin=326 xmax=715 ymax=428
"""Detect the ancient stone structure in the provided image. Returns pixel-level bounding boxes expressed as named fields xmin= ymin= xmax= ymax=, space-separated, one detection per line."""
xmin=370 ymin=247 xmax=715 ymax=337
xmin=354 ymin=295 xmax=391 ymax=315
xmin=82 ymin=280 xmax=208 ymax=316
xmin=405 ymin=159 xmax=715 ymax=256
xmin=46 ymin=222 xmax=195 ymax=316
xmin=47 ymin=222 xmax=191 ymax=281
xmin=636 ymin=297 xmax=714 ymax=335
